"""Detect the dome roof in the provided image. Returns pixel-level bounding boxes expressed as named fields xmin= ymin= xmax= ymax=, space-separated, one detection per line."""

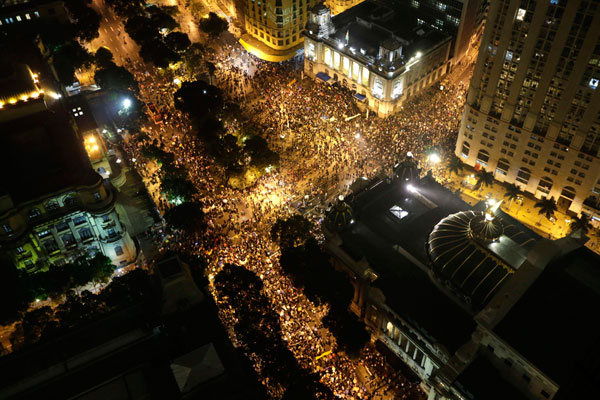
xmin=427 ymin=211 xmax=514 ymax=308
xmin=392 ymin=156 xmax=420 ymax=182
xmin=325 ymin=200 xmax=353 ymax=232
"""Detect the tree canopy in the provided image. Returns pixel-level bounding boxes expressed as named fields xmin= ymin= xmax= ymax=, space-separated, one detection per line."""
xmin=199 ymin=12 xmax=229 ymax=38
xmin=271 ymin=215 xmax=313 ymax=249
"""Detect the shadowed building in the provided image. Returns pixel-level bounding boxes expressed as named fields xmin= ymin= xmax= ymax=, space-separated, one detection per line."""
xmin=324 ymin=155 xmax=600 ymax=399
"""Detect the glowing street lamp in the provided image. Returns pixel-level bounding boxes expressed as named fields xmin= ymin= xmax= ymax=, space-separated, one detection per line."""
xmin=122 ymin=98 xmax=132 ymax=109
xmin=428 ymin=152 xmax=441 ymax=164
xmin=407 ymin=184 xmax=417 ymax=193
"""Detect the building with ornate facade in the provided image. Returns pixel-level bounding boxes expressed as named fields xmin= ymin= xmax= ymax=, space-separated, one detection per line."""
xmin=0 ymin=63 xmax=136 ymax=272
xmin=456 ymin=0 xmax=600 ymax=216
xmin=303 ymin=2 xmax=452 ymax=116
xmin=241 ymin=0 xmax=320 ymax=61
xmin=324 ymin=156 xmax=600 ymax=399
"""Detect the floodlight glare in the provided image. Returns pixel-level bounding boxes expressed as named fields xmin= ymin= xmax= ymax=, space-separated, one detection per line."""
xmin=407 ymin=184 xmax=417 ymax=193
xmin=122 ymin=98 xmax=132 ymax=109
xmin=429 ymin=153 xmax=441 ymax=164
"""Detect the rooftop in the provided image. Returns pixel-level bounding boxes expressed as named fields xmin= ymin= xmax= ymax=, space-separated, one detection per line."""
xmin=455 ymin=355 xmax=527 ymax=400
xmin=338 ymin=175 xmax=476 ymax=352
xmin=494 ymin=246 xmax=600 ymax=398
xmin=326 ymin=0 xmax=450 ymax=63
xmin=0 ymin=108 xmax=99 ymax=204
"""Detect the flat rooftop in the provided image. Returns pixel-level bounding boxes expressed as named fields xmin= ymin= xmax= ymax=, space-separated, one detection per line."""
xmin=0 ymin=108 xmax=99 ymax=203
xmin=330 ymin=0 xmax=450 ymax=60
xmin=494 ymin=246 xmax=600 ymax=398
xmin=340 ymin=176 xmax=475 ymax=352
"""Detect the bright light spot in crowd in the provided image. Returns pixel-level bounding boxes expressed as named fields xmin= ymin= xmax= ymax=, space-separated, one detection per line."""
xmin=122 ymin=98 xmax=132 ymax=109
xmin=487 ymin=199 xmax=496 ymax=206
xmin=338 ymin=195 xmax=344 ymax=201
xmin=406 ymin=151 xmax=414 ymax=158
xmin=355 ymin=132 xmax=360 ymax=139
xmin=415 ymin=51 xmax=422 ymax=58
xmin=116 ymin=158 xmax=122 ymax=164
xmin=429 ymin=153 xmax=441 ymax=164
xmin=173 ymin=78 xmax=181 ymax=85
xmin=102 ymin=129 xmax=108 ymax=134
xmin=35 ymin=299 xmax=40 ymax=303
xmin=131 ymin=158 xmax=136 ymax=162
xmin=407 ymin=184 xmax=417 ymax=193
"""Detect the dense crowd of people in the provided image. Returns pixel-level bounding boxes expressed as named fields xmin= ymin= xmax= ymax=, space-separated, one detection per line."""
xmin=116 ymin=31 xmax=473 ymax=399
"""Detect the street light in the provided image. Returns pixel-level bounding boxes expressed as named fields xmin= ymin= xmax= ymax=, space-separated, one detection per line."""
xmin=122 ymin=98 xmax=132 ymax=109
xmin=407 ymin=184 xmax=417 ymax=193
xmin=428 ymin=153 xmax=441 ymax=164
xmin=355 ymin=132 xmax=360 ymax=139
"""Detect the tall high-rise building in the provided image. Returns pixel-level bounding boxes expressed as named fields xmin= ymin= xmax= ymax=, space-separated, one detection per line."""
xmin=456 ymin=0 xmax=600 ymax=214
xmin=242 ymin=0 xmax=320 ymax=61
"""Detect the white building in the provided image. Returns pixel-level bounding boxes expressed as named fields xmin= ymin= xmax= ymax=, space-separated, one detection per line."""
xmin=303 ymin=1 xmax=452 ymax=116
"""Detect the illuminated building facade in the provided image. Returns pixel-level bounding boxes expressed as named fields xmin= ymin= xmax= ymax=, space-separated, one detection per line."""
xmin=456 ymin=0 xmax=600 ymax=215
xmin=243 ymin=0 xmax=320 ymax=60
xmin=304 ymin=1 xmax=451 ymax=116
xmin=324 ymin=158 xmax=600 ymax=399
xmin=324 ymin=0 xmax=364 ymax=16
xmin=0 ymin=64 xmax=136 ymax=272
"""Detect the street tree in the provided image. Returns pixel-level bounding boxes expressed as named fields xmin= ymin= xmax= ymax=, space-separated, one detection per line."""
xmin=160 ymin=175 xmax=197 ymax=204
xmin=448 ymin=155 xmax=463 ymax=176
xmin=140 ymin=145 xmax=174 ymax=166
xmin=94 ymin=62 xmax=139 ymax=94
xmin=64 ymin=0 xmax=101 ymax=42
xmin=148 ymin=6 xmax=179 ymax=33
xmin=199 ymin=12 xmax=229 ymax=38
xmin=174 ymin=80 xmax=223 ymax=127
xmin=271 ymin=215 xmax=313 ymax=249
xmin=165 ymin=31 xmax=191 ymax=53
xmin=244 ymin=135 xmax=280 ymax=170
xmin=94 ymin=46 xmax=114 ymax=69
xmin=569 ymin=214 xmax=593 ymax=235
xmin=140 ymin=41 xmax=181 ymax=69
xmin=164 ymin=202 xmax=206 ymax=235
xmin=210 ymin=134 xmax=242 ymax=167
xmin=503 ymin=183 xmax=522 ymax=209
xmin=323 ymin=308 xmax=369 ymax=359
xmin=474 ymin=168 xmax=494 ymax=191
xmin=52 ymin=42 xmax=94 ymax=85
xmin=534 ymin=197 xmax=558 ymax=224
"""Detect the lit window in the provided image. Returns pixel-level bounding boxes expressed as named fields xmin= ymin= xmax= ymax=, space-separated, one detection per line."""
xmin=392 ymin=79 xmax=403 ymax=99
xmin=516 ymin=8 xmax=526 ymax=21
xmin=589 ymin=78 xmax=599 ymax=90
xmin=16 ymin=15 xmax=21 ymax=22
xmin=3 ymin=224 xmax=13 ymax=234
xmin=34 ymin=11 xmax=40 ymax=17
xmin=505 ymin=51 xmax=513 ymax=62
xmin=436 ymin=2 xmax=446 ymax=11
xmin=16 ymin=246 xmax=25 ymax=254
xmin=550 ymin=0 xmax=558 ymax=4
xmin=411 ymin=0 xmax=419 ymax=8
xmin=372 ymin=78 xmax=384 ymax=98
xmin=25 ymin=13 xmax=31 ymax=20
xmin=115 ymin=245 xmax=124 ymax=256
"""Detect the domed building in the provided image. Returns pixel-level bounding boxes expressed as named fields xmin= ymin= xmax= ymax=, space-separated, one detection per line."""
xmin=392 ymin=155 xmax=421 ymax=183
xmin=427 ymin=204 xmax=517 ymax=309
xmin=325 ymin=197 xmax=354 ymax=232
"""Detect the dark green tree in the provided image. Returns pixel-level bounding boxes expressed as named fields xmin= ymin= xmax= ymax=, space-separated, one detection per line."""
xmin=474 ymin=168 xmax=494 ymax=191
xmin=164 ymin=202 xmax=206 ymax=235
xmin=64 ymin=0 xmax=101 ymax=42
xmin=199 ymin=12 xmax=229 ymax=38
xmin=569 ymin=214 xmax=593 ymax=235
xmin=94 ymin=46 xmax=114 ymax=69
xmin=94 ymin=62 xmax=139 ymax=93
xmin=140 ymin=40 xmax=181 ymax=68
xmin=534 ymin=197 xmax=558 ymax=224
xmin=160 ymin=175 xmax=197 ymax=203
xmin=165 ymin=31 xmax=191 ymax=53
xmin=271 ymin=215 xmax=313 ymax=249
xmin=244 ymin=135 xmax=280 ymax=170
xmin=503 ymin=183 xmax=522 ymax=209
xmin=448 ymin=155 xmax=463 ymax=176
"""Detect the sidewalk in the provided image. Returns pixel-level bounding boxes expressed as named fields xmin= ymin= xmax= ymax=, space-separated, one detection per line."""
xmin=439 ymin=169 xmax=600 ymax=254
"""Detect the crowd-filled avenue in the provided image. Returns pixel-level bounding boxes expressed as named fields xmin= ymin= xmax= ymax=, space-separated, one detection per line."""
xmin=88 ymin=3 xmax=475 ymax=398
